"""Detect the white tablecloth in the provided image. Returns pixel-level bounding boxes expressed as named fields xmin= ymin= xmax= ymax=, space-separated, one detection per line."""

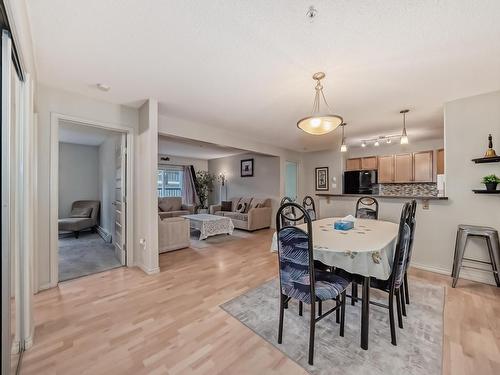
xmin=271 ymin=217 xmax=399 ymax=280
xmin=182 ymin=214 xmax=234 ymax=240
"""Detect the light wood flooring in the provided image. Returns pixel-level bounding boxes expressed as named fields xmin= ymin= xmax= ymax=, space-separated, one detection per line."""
xmin=22 ymin=229 xmax=500 ymax=374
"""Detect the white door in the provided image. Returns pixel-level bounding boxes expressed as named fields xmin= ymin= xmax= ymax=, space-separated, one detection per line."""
xmin=113 ymin=134 xmax=126 ymax=265
xmin=285 ymin=161 xmax=298 ymax=201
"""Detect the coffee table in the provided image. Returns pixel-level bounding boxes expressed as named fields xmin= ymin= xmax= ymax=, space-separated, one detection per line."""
xmin=182 ymin=214 xmax=234 ymax=240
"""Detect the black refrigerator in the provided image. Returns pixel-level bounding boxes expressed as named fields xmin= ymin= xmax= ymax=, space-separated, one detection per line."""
xmin=343 ymin=170 xmax=378 ymax=194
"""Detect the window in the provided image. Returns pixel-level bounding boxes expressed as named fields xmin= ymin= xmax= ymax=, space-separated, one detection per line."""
xmin=157 ymin=166 xmax=184 ymax=197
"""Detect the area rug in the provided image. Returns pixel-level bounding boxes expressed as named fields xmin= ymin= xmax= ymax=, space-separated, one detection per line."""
xmin=220 ymin=278 xmax=444 ymax=375
xmin=59 ymin=232 xmax=122 ymax=281
xmin=189 ymin=228 xmax=253 ymax=249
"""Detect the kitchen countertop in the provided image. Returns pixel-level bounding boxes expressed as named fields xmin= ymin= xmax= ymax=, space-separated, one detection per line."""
xmin=316 ymin=193 xmax=448 ymax=200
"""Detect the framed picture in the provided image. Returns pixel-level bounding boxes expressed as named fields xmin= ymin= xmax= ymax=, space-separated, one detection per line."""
xmin=315 ymin=167 xmax=329 ymax=191
xmin=240 ymin=158 xmax=254 ymax=177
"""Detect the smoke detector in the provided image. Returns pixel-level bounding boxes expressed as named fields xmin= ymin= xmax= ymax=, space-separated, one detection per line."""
xmin=306 ymin=6 xmax=318 ymax=20
xmin=96 ymin=83 xmax=111 ymax=92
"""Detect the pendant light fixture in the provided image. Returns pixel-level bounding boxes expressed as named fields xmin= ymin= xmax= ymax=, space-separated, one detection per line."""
xmin=340 ymin=123 xmax=347 ymax=152
xmin=297 ymin=72 xmax=343 ymax=135
xmin=400 ymin=109 xmax=409 ymax=144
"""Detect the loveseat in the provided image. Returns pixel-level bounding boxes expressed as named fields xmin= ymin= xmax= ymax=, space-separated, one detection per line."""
xmin=158 ymin=197 xmax=195 ymax=219
xmin=209 ymin=197 xmax=272 ymax=231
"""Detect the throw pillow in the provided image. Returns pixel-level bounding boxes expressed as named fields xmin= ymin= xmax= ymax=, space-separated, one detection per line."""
xmin=221 ymin=201 xmax=232 ymax=212
xmin=70 ymin=207 xmax=92 ymax=218
xmin=158 ymin=200 xmax=172 ymax=212
xmin=235 ymin=202 xmax=247 ymax=213
xmin=254 ymin=203 xmax=262 ymax=208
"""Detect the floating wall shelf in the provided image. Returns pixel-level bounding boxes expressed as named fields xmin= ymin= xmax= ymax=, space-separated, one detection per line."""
xmin=472 ymin=190 xmax=500 ymax=194
xmin=471 ymin=156 xmax=500 ymax=164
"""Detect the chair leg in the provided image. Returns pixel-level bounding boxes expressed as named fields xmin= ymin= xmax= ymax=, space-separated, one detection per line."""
xmin=400 ymin=285 xmax=407 ymax=317
xmin=335 ymin=295 xmax=340 ymax=323
xmin=404 ymin=272 xmax=410 ymax=304
xmin=486 ymin=236 xmax=500 ymax=287
xmin=308 ymin=300 xmax=316 ymax=365
xmin=395 ymin=289 xmax=404 ymax=329
xmin=339 ymin=290 xmax=346 ymax=337
xmin=74 ymin=231 xmax=80 ymax=239
xmin=318 ymin=300 xmax=322 ymax=317
xmin=351 ymin=282 xmax=358 ymax=305
xmin=278 ymin=294 xmax=285 ymax=344
xmin=299 ymin=301 xmax=303 ymax=316
xmin=389 ymin=291 xmax=397 ymax=346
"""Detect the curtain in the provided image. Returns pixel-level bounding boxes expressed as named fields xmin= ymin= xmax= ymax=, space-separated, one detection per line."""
xmin=182 ymin=166 xmax=200 ymax=206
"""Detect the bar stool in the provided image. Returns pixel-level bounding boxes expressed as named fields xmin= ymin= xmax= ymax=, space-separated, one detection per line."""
xmin=452 ymin=225 xmax=500 ymax=287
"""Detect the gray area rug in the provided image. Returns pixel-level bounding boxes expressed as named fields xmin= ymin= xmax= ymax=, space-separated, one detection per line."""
xmin=59 ymin=232 xmax=122 ymax=281
xmin=221 ymin=278 xmax=444 ymax=375
xmin=189 ymin=228 xmax=253 ymax=248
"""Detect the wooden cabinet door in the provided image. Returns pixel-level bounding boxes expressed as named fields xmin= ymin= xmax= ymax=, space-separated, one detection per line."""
xmin=413 ymin=151 xmax=433 ymax=182
xmin=346 ymin=158 xmax=361 ymax=171
xmin=437 ymin=149 xmax=445 ymax=175
xmin=378 ymin=155 xmax=394 ymax=182
xmin=394 ymin=154 xmax=413 ymax=182
xmin=361 ymin=156 xmax=378 ymax=170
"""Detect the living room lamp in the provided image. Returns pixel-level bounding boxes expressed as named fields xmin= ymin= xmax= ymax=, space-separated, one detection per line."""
xmin=297 ymin=72 xmax=343 ymax=135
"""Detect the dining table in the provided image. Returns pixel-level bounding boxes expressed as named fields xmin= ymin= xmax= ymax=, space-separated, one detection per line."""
xmin=270 ymin=217 xmax=399 ymax=350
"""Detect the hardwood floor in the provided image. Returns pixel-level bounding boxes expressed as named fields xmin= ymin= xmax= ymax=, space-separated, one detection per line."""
xmin=22 ymin=229 xmax=500 ymax=374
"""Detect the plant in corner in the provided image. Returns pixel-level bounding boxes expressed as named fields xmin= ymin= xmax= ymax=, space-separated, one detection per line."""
xmin=481 ymin=174 xmax=500 ymax=191
xmin=195 ymin=171 xmax=216 ymax=210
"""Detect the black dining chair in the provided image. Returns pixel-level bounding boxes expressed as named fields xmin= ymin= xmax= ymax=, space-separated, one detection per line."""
xmin=351 ymin=196 xmax=379 ymax=305
xmin=367 ymin=202 xmax=412 ymax=345
xmin=280 ymin=196 xmax=296 ymax=226
xmin=355 ymin=196 xmax=379 ymax=219
xmin=276 ymin=202 xmax=351 ymax=365
xmin=302 ymin=195 xmax=317 ymax=221
xmin=401 ymin=199 xmax=417 ymax=314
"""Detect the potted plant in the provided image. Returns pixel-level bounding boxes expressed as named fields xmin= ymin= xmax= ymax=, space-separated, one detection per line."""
xmin=481 ymin=174 xmax=500 ymax=191
xmin=195 ymin=171 xmax=216 ymax=213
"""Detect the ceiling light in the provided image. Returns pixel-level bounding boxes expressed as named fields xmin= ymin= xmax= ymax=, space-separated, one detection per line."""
xmin=400 ymin=109 xmax=410 ymax=144
xmin=297 ymin=72 xmax=343 ymax=135
xmin=386 ymin=138 xmax=392 ymax=144
xmin=374 ymin=140 xmax=380 ymax=147
xmin=361 ymin=141 xmax=367 ymax=148
xmin=96 ymin=83 xmax=111 ymax=92
xmin=340 ymin=123 xmax=347 ymax=152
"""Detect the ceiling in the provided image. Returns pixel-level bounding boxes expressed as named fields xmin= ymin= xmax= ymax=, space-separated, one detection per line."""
xmin=59 ymin=121 xmax=120 ymax=146
xmin=28 ymin=1 xmax=500 ymax=151
xmin=158 ymin=135 xmax=246 ymax=160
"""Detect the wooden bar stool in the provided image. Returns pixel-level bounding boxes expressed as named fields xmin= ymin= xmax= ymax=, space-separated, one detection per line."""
xmin=452 ymin=224 xmax=500 ymax=287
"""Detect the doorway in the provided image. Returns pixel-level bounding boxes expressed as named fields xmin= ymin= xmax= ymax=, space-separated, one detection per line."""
xmin=285 ymin=161 xmax=298 ymax=201
xmin=49 ymin=116 xmax=134 ymax=284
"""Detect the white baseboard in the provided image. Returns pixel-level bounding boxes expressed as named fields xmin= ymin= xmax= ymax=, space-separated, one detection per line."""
xmin=411 ymin=262 xmax=496 ymax=286
xmin=97 ymin=226 xmax=112 ymax=243
xmin=137 ymin=264 xmax=160 ymax=275
xmin=37 ymin=281 xmax=57 ymax=292
xmin=23 ymin=333 xmax=34 ymax=350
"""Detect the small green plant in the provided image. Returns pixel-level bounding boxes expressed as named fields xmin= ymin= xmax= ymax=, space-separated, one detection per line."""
xmin=481 ymin=174 xmax=500 ymax=184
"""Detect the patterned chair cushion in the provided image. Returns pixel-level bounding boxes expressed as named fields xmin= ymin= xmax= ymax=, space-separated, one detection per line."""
xmin=356 ymin=207 xmax=377 ymax=219
xmin=306 ymin=209 xmax=316 ymax=221
xmin=314 ymin=270 xmax=351 ymax=301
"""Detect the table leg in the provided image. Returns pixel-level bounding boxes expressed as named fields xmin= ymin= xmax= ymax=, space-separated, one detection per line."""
xmin=361 ymin=276 xmax=370 ymax=350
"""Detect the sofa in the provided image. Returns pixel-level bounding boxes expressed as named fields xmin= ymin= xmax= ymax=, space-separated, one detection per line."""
xmin=158 ymin=216 xmax=190 ymax=253
xmin=158 ymin=197 xmax=195 ymax=219
xmin=58 ymin=200 xmax=100 ymax=238
xmin=209 ymin=197 xmax=272 ymax=231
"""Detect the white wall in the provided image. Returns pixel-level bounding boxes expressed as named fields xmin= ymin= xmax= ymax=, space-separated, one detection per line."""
xmin=98 ymin=135 xmax=120 ymax=238
xmin=208 ymin=153 xmax=281 ymax=221
xmin=58 ymin=143 xmax=99 ymax=218
xmin=36 ymin=84 xmax=139 ymax=289
xmin=158 ymin=155 xmax=208 ymax=172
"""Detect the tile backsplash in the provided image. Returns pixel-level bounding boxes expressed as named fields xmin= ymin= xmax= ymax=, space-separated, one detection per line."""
xmin=378 ymin=183 xmax=438 ymax=197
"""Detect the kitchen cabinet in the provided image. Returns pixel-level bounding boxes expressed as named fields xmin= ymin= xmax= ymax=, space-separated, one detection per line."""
xmin=437 ymin=149 xmax=445 ymax=175
xmin=346 ymin=158 xmax=361 ymax=171
xmin=413 ymin=151 xmax=434 ymax=182
xmin=361 ymin=156 xmax=378 ymax=170
xmin=394 ymin=153 xmax=413 ymax=182
xmin=378 ymin=155 xmax=395 ymax=182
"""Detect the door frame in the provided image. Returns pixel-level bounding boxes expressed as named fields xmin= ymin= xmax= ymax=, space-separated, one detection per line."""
xmin=49 ymin=113 xmax=135 ymax=287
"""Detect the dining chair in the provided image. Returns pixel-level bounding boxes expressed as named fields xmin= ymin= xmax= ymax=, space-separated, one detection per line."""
xmin=351 ymin=196 xmax=379 ymax=305
xmin=355 ymin=196 xmax=379 ymax=219
xmin=280 ymin=196 xmax=296 ymax=226
xmin=302 ymin=195 xmax=317 ymax=221
xmin=368 ymin=202 xmax=412 ymax=345
xmin=401 ymin=199 xmax=417 ymax=313
xmin=276 ymin=202 xmax=351 ymax=365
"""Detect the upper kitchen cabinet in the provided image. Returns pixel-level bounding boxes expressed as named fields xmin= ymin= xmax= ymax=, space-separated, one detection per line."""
xmin=378 ymin=155 xmax=395 ymax=182
xmin=346 ymin=158 xmax=361 ymax=171
xmin=394 ymin=153 xmax=413 ymax=182
xmin=361 ymin=156 xmax=378 ymax=170
xmin=437 ymin=149 xmax=445 ymax=175
xmin=413 ymin=150 xmax=434 ymax=182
